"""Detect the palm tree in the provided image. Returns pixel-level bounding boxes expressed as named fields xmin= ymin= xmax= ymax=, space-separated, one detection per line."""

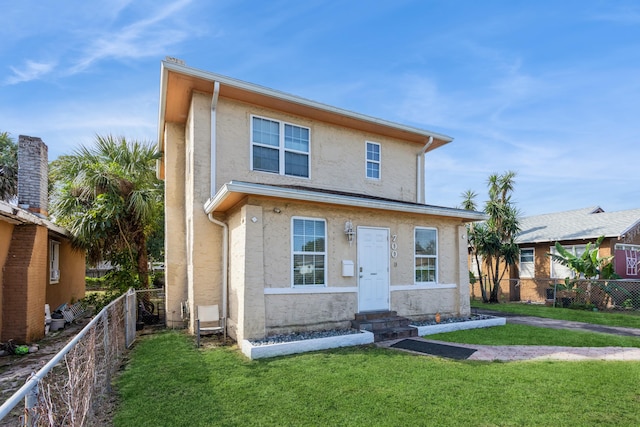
xmin=463 ymin=171 xmax=520 ymax=303
xmin=50 ymin=135 xmax=162 ymax=288
xmin=0 ymin=132 xmax=18 ymax=201
xmin=483 ymin=171 xmax=520 ymax=302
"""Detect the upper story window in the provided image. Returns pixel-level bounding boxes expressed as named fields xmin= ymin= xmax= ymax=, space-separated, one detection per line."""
xmin=519 ymin=248 xmax=534 ymax=278
xmin=50 ymin=240 xmax=60 ymax=284
xmin=251 ymin=116 xmax=310 ymax=178
xmin=292 ymin=217 xmax=326 ymax=286
xmin=415 ymin=227 xmax=438 ymax=284
xmin=366 ymin=141 xmax=380 ymax=179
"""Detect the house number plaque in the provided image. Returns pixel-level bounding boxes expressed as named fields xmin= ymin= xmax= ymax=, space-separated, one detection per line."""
xmin=391 ymin=234 xmax=398 ymax=258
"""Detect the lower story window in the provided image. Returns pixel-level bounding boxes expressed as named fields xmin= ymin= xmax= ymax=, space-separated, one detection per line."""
xmin=292 ymin=217 xmax=326 ymax=286
xmin=415 ymin=227 xmax=437 ymax=283
xmin=50 ymin=240 xmax=60 ymax=284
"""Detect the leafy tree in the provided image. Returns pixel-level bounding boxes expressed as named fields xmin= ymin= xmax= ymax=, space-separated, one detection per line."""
xmin=548 ymin=236 xmax=622 ymax=307
xmin=50 ymin=135 xmax=162 ymax=289
xmin=0 ymin=132 xmax=18 ymax=201
xmin=463 ymin=171 xmax=520 ymax=303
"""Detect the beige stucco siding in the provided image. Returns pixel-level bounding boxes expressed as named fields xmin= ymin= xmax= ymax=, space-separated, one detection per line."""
xmin=164 ymin=122 xmax=188 ymax=327
xmin=220 ymin=197 xmax=469 ymax=339
xmin=195 ymin=94 xmax=421 ymax=203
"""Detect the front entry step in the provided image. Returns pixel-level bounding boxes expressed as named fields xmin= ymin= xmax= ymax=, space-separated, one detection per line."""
xmin=351 ymin=311 xmax=418 ymax=342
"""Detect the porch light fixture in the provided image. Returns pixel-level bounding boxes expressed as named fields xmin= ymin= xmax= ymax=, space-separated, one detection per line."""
xmin=344 ymin=220 xmax=355 ymax=244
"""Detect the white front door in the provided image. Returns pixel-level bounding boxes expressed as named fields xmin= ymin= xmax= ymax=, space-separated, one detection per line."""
xmin=358 ymin=227 xmax=390 ymax=311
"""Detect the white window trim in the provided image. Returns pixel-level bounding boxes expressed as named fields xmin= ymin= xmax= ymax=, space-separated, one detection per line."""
xmin=291 ymin=216 xmax=327 ymax=287
xmin=519 ymin=248 xmax=534 ymax=278
xmin=550 ymin=244 xmax=587 ymax=279
xmin=250 ymin=114 xmax=311 ymax=179
xmin=365 ymin=141 xmax=381 ymax=180
xmin=414 ymin=227 xmax=438 ymax=284
xmin=50 ymin=240 xmax=60 ymax=284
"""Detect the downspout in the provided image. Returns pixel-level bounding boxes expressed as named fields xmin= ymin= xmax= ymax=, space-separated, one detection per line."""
xmin=416 ymin=136 xmax=433 ymax=204
xmin=206 ymin=81 xmax=227 ymax=341
xmin=207 ymin=212 xmax=228 ymax=342
xmin=210 ymin=81 xmax=220 ymax=194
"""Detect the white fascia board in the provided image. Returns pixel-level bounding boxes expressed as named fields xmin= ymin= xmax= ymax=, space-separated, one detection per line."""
xmin=0 ymin=200 xmax=71 ymax=236
xmin=160 ymin=60 xmax=453 ymax=143
xmin=204 ymin=181 xmax=487 ymax=221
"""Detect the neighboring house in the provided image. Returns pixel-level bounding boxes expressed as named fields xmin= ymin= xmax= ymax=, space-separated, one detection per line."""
xmin=157 ymin=60 xmax=486 ymax=343
xmin=508 ymin=206 xmax=640 ymax=302
xmin=0 ymin=136 xmax=86 ymax=343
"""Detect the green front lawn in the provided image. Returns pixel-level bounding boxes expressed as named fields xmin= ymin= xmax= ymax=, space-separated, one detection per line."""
xmin=430 ymin=323 xmax=640 ymax=347
xmin=115 ymin=332 xmax=640 ymax=427
xmin=471 ymin=300 xmax=640 ymax=329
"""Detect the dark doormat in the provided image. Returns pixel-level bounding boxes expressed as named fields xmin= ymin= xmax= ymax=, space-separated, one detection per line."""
xmin=390 ymin=339 xmax=477 ymax=360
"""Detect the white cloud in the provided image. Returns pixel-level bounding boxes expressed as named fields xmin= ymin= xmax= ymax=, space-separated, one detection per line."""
xmin=5 ymin=60 xmax=57 ymax=84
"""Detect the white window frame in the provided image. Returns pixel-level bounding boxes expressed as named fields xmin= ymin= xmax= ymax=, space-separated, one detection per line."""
xmin=50 ymin=240 xmax=60 ymax=284
xmin=291 ymin=217 xmax=327 ymax=287
xmin=519 ymin=248 xmax=535 ymax=278
xmin=365 ymin=141 xmax=381 ymax=180
xmin=250 ymin=115 xmax=310 ymax=178
xmin=414 ymin=227 xmax=438 ymax=284
xmin=550 ymin=244 xmax=586 ymax=279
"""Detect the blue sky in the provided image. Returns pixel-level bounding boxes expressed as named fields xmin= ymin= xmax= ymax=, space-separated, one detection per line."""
xmin=2 ymin=0 xmax=640 ymax=216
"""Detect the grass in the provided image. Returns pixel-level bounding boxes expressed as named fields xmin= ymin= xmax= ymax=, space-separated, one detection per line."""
xmin=430 ymin=323 xmax=640 ymax=347
xmin=471 ymin=299 xmax=640 ymax=328
xmin=114 ymin=331 xmax=640 ymax=427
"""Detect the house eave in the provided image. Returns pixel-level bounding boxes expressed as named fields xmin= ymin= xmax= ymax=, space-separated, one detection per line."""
xmin=204 ymin=181 xmax=486 ymax=222
xmin=0 ymin=200 xmax=71 ymax=237
xmin=157 ymin=60 xmax=454 ymax=181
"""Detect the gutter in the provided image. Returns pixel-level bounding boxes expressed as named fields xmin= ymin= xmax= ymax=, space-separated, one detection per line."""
xmin=205 ymin=181 xmax=487 ymax=222
xmin=416 ymin=137 xmax=433 ymax=204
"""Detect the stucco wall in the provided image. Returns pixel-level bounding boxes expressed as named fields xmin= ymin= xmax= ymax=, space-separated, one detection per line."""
xmin=0 ymin=220 xmax=15 ymax=337
xmin=191 ymin=94 xmax=421 ymax=203
xmin=186 ymin=94 xmax=225 ymax=332
xmin=223 ymin=197 xmax=468 ymax=340
xmin=46 ymin=238 xmax=86 ymax=310
xmin=164 ymin=122 xmax=188 ymax=328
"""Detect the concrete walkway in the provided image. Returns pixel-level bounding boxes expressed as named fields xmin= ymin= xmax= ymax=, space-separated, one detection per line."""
xmin=380 ymin=310 xmax=640 ymax=362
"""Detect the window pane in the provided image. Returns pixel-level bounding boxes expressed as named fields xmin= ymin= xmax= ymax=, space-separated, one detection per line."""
xmin=367 ymin=143 xmax=380 ymax=161
xmin=285 ymin=152 xmax=309 ymax=177
xmin=366 ymin=162 xmax=379 ymax=179
xmin=520 ymin=249 xmax=534 ymax=263
xmin=293 ymin=219 xmax=326 ymax=285
xmin=253 ymin=117 xmax=279 ymax=147
xmin=284 ymin=124 xmax=309 ymax=152
xmin=253 ymin=146 xmax=279 ymax=173
xmin=415 ymin=229 xmax=437 ymax=255
xmin=415 ymin=257 xmax=436 ymax=282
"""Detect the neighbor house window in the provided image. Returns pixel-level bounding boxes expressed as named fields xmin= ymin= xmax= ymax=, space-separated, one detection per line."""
xmin=292 ymin=218 xmax=326 ymax=286
xmin=550 ymin=245 xmax=586 ymax=279
xmin=366 ymin=141 xmax=380 ymax=179
xmin=415 ymin=227 xmax=437 ymax=283
xmin=251 ymin=116 xmax=310 ymax=178
xmin=50 ymin=240 xmax=60 ymax=284
xmin=519 ymin=248 xmax=534 ymax=278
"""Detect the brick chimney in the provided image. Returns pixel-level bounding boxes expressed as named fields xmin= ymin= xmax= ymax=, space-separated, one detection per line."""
xmin=18 ymin=135 xmax=48 ymax=217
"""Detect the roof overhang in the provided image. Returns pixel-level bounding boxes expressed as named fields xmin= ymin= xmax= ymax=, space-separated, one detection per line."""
xmin=204 ymin=181 xmax=487 ymax=222
xmin=0 ymin=201 xmax=71 ymax=237
xmin=157 ymin=60 xmax=454 ymax=180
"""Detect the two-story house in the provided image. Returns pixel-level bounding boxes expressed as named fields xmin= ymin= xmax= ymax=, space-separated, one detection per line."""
xmin=157 ymin=60 xmax=485 ymax=343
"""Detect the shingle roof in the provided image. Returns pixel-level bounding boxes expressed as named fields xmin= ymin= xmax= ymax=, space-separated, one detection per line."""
xmin=516 ymin=206 xmax=640 ymax=244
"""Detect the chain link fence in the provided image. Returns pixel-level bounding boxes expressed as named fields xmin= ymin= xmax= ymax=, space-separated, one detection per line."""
xmin=471 ymin=277 xmax=640 ymax=311
xmin=0 ymin=288 xmax=164 ymax=426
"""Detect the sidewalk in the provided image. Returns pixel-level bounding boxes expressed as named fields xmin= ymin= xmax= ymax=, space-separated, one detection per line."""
xmin=380 ymin=310 xmax=640 ymax=361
